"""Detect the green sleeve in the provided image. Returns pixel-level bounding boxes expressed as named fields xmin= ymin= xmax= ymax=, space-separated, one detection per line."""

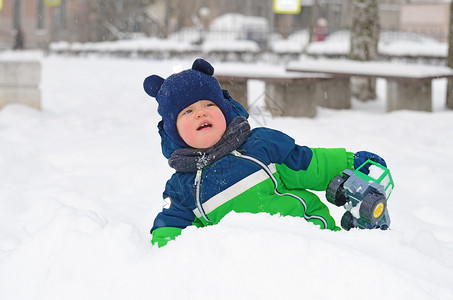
xmin=277 ymin=148 xmax=354 ymax=191
xmin=151 ymin=227 xmax=183 ymax=248
xmin=151 ymin=218 xmax=205 ymax=247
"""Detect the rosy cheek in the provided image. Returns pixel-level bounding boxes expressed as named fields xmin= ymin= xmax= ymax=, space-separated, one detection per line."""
xmin=176 ymin=119 xmax=188 ymax=137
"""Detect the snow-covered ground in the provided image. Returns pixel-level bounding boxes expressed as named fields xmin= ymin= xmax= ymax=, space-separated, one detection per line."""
xmin=0 ymin=54 xmax=453 ymax=299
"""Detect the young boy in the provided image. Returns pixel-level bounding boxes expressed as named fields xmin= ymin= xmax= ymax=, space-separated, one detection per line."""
xmin=143 ymin=58 xmax=386 ymax=247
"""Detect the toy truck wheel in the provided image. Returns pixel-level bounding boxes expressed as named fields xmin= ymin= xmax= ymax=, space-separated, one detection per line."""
xmin=359 ymin=192 xmax=386 ymax=223
xmin=341 ymin=211 xmax=355 ymax=231
xmin=326 ymin=176 xmax=348 ymax=206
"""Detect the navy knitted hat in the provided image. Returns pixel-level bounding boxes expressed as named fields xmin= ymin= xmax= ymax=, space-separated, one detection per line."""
xmin=143 ymin=58 xmax=232 ymax=147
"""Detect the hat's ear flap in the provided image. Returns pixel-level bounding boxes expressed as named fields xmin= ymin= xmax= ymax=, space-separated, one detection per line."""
xmin=143 ymin=75 xmax=165 ymax=98
xmin=192 ymin=58 xmax=214 ymax=76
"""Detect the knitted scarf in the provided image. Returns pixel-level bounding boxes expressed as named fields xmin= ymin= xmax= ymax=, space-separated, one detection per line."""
xmin=168 ymin=116 xmax=251 ymax=173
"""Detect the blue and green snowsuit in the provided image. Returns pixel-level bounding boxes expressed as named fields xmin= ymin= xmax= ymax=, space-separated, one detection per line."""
xmin=151 ymin=91 xmax=354 ymax=247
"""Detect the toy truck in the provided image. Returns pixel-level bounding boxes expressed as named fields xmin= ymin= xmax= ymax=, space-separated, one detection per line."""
xmin=326 ymin=159 xmax=394 ymax=230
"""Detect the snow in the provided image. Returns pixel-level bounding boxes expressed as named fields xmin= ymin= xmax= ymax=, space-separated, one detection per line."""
xmin=270 ymin=30 xmax=310 ymax=54
xmin=307 ymin=31 xmax=448 ymax=58
xmin=368 ymin=165 xmax=385 ymax=180
xmin=49 ymin=38 xmax=199 ymax=54
xmin=45 ymin=13 xmax=448 ymax=60
xmin=0 ymin=50 xmax=44 ymax=62
xmin=0 ymin=54 xmax=453 ymax=300
xmin=202 ymin=40 xmax=260 ymax=53
xmin=209 ymin=13 xmax=269 ymax=33
xmin=215 ymin=62 xmax=330 ymax=79
xmin=287 ymin=59 xmax=453 ymax=79
xmin=49 ymin=31 xmax=448 ymax=59
xmin=47 ymin=33 xmax=448 ymax=61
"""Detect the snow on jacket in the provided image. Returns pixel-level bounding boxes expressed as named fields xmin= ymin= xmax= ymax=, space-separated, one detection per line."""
xmin=151 ymin=91 xmax=354 ymax=247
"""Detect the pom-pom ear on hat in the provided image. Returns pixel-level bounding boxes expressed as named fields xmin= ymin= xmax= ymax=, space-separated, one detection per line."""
xmin=192 ymin=58 xmax=214 ymax=76
xmin=143 ymin=75 xmax=164 ymax=98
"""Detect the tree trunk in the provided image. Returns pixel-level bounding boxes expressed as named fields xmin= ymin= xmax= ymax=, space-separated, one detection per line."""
xmin=306 ymin=0 xmax=319 ymax=48
xmin=349 ymin=0 xmax=380 ymax=101
xmin=447 ymin=1 xmax=453 ymax=110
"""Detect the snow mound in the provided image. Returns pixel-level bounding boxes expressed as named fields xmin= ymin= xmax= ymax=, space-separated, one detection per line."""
xmin=0 ymin=56 xmax=452 ymax=300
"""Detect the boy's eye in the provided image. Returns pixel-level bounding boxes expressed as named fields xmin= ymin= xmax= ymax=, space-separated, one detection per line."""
xmin=183 ymin=109 xmax=193 ymax=115
xmin=206 ymin=103 xmax=216 ymax=107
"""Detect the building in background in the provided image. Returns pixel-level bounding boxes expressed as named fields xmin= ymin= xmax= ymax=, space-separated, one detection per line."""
xmin=400 ymin=1 xmax=450 ymax=42
xmin=0 ymin=0 xmax=90 ymax=49
xmin=0 ymin=0 xmax=158 ymax=49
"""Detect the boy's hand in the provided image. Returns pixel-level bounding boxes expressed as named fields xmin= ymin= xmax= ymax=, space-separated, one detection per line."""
xmin=354 ymin=151 xmax=387 ymax=174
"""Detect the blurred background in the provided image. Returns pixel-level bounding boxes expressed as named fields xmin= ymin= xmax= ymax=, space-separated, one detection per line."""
xmin=0 ymin=0 xmax=450 ymax=64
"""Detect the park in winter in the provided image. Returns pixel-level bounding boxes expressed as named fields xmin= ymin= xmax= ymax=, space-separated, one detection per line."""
xmin=1 ymin=1 xmax=453 ymax=299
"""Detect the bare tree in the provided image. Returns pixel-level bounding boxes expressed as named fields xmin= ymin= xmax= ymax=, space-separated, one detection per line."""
xmin=447 ymin=1 xmax=453 ymax=110
xmin=349 ymin=0 xmax=380 ymax=101
xmin=307 ymin=0 xmax=319 ymax=46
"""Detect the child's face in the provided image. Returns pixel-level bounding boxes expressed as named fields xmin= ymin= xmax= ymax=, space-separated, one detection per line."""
xmin=176 ymin=100 xmax=226 ymax=149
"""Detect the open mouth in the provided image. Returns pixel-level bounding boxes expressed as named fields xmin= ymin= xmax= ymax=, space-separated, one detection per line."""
xmin=197 ymin=122 xmax=212 ymax=131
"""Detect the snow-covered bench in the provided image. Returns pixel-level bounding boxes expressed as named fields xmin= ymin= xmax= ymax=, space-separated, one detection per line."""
xmin=215 ymin=64 xmax=351 ymax=118
xmin=0 ymin=60 xmax=41 ymax=110
xmin=287 ymin=59 xmax=453 ymax=112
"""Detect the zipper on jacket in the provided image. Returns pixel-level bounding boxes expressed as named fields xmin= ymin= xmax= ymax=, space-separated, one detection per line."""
xmin=231 ymin=150 xmax=328 ymax=229
xmin=193 ymin=169 xmax=211 ymax=223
